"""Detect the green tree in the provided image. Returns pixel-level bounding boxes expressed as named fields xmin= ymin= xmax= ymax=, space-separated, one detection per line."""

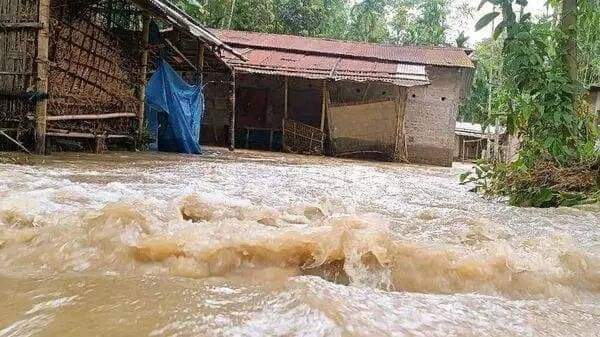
xmin=458 ymin=38 xmax=503 ymax=123
xmin=391 ymin=0 xmax=450 ymax=45
xmin=463 ymin=0 xmax=599 ymax=207
xmin=578 ymin=0 xmax=600 ymax=87
xmin=347 ymin=0 xmax=391 ymax=42
xmin=273 ymin=0 xmax=350 ymax=38
xmin=177 ymin=0 xmax=277 ymax=32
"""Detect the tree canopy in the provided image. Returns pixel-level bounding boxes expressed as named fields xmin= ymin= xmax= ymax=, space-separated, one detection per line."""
xmin=177 ymin=0 xmax=473 ymax=46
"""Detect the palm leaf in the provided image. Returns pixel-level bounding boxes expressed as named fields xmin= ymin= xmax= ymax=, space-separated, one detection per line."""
xmin=476 ymin=12 xmax=501 ymax=31
xmin=493 ymin=21 xmax=506 ymax=39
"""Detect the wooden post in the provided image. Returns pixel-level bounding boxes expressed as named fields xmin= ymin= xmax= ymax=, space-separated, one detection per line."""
xmin=320 ymin=80 xmax=327 ymax=132
xmin=282 ymin=76 xmax=289 ymax=150
xmin=34 ymin=0 xmax=50 ymax=155
xmin=228 ymin=70 xmax=236 ymax=151
xmin=320 ymin=80 xmax=328 ymax=154
xmin=195 ymin=40 xmax=205 ymax=142
xmin=196 ymin=41 xmax=205 ymax=85
xmin=138 ymin=13 xmax=150 ymax=131
xmin=393 ymin=86 xmax=407 ymax=162
xmin=284 ymin=77 xmax=289 ymax=120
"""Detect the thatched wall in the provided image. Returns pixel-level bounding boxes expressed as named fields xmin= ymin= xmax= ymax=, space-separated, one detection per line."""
xmin=0 ymin=0 xmax=38 ymax=141
xmin=46 ymin=0 xmax=142 ymax=136
xmin=0 ymin=0 xmax=145 ymax=150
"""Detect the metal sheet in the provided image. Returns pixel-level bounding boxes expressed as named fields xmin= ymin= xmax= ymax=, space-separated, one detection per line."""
xmin=221 ymin=48 xmax=429 ymax=87
xmin=212 ymin=29 xmax=475 ymax=68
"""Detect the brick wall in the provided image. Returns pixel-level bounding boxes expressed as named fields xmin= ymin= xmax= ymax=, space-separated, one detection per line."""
xmin=405 ymin=66 xmax=473 ymax=166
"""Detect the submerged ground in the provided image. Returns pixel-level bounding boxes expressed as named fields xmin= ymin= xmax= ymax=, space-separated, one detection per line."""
xmin=0 ymin=148 xmax=599 ymax=336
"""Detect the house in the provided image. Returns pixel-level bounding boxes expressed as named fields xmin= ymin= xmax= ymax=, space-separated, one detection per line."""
xmin=1 ymin=0 xmax=475 ymax=167
xmin=188 ymin=30 xmax=476 ymax=166
xmin=0 ymin=0 xmax=240 ymax=153
xmin=454 ymin=121 xmax=519 ymax=162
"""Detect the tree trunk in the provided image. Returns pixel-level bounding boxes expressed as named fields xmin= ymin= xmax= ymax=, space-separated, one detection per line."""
xmin=227 ymin=0 xmax=236 ymax=29
xmin=560 ymin=0 xmax=578 ymax=82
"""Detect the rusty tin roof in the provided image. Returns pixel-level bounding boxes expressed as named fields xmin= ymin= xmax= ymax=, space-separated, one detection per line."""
xmin=211 ymin=29 xmax=474 ymax=86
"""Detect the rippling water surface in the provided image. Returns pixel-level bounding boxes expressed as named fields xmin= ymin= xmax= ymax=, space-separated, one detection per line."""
xmin=0 ymin=149 xmax=598 ymax=336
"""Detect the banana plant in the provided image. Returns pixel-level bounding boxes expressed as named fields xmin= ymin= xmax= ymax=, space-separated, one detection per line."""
xmin=475 ymin=0 xmax=530 ymax=39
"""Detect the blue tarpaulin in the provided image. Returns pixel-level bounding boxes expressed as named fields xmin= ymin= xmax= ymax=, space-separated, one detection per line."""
xmin=146 ymin=60 xmax=203 ymax=154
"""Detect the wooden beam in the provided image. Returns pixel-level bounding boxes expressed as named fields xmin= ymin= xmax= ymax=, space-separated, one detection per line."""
xmin=138 ymin=13 xmax=150 ymax=131
xmin=228 ymin=70 xmax=236 ymax=151
xmin=0 ymin=22 xmax=43 ymax=29
xmin=46 ymin=132 xmax=132 ymax=139
xmin=0 ymin=130 xmax=32 ymax=154
xmin=46 ymin=113 xmax=137 ymax=121
xmin=164 ymin=38 xmax=197 ymax=71
xmin=35 ymin=0 xmax=50 ymax=155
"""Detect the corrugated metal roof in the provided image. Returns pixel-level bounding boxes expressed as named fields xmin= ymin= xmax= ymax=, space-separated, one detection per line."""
xmin=212 ymin=29 xmax=474 ymax=69
xmin=221 ymin=48 xmax=429 ymax=87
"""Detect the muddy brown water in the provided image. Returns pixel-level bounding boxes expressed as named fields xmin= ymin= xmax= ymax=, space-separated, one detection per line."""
xmin=0 ymin=149 xmax=599 ymax=336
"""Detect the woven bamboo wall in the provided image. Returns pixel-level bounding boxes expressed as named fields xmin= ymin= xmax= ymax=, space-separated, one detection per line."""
xmin=47 ymin=0 xmax=141 ymax=136
xmin=0 ymin=0 xmax=38 ymax=127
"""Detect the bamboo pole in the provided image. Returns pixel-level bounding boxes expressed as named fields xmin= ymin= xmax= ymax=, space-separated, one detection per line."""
xmin=138 ymin=13 xmax=150 ymax=130
xmin=164 ymin=39 xmax=197 ymax=71
xmin=34 ymin=0 xmax=50 ymax=155
xmin=228 ymin=70 xmax=236 ymax=151
xmin=46 ymin=132 xmax=131 ymax=139
xmin=0 ymin=130 xmax=32 ymax=154
xmin=196 ymin=41 xmax=205 ymax=85
xmin=47 ymin=113 xmax=137 ymax=121
xmin=196 ymin=41 xmax=205 ymax=142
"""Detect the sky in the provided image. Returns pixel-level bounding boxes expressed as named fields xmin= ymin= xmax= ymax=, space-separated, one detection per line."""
xmin=465 ymin=0 xmax=551 ymax=44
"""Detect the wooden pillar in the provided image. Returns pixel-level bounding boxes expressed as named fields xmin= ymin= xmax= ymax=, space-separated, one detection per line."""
xmin=282 ymin=76 xmax=289 ymax=150
xmin=195 ymin=41 xmax=205 ymax=85
xmin=195 ymin=40 xmax=205 ymax=142
xmin=34 ymin=0 xmax=50 ymax=155
xmin=138 ymin=13 xmax=150 ymax=130
xmin=284 ymin=77 xmax=289 ymax=120
xmin=228 ymin=70 xmax=236 ymax=151
xmin=320 ymin=80 xmax=327 ymax=132
xmin=393 ymin=86 xmax=407 ymax=162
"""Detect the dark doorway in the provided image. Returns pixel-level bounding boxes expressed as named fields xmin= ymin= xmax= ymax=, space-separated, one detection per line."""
xmin=237 ymin=87 xmax=268 ymax=128
xmin=289 ymin=88 xmax=322 ymax=127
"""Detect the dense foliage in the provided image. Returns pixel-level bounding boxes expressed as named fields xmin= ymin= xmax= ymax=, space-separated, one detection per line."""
xmin=461 ymin=0 xmax=599 ymax=208
xmin=460 ymin=0 xmax=600 ymax=123
xmin=177 ymin=0 xmax=473 ymax=46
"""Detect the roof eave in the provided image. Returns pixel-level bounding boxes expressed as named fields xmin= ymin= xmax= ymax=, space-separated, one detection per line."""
xmin=130 ymin=0 xmax=247 ymax=61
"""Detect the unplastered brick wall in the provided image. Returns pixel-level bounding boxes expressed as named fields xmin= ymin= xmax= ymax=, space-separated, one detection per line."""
xmin=405 ymin=66 xmax=473 ymax=167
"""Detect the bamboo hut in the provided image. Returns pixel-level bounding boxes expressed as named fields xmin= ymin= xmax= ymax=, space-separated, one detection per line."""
xmin=0 ymin=0 xmax=239 ymax=153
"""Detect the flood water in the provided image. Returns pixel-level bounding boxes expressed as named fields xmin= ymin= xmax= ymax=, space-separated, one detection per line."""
xmin=0 ymin=149 xmax=599 ymax=336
